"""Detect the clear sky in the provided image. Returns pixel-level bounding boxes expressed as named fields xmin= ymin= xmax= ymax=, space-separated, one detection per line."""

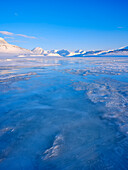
xmin=0 ymin=0 xmax=128 ymax=51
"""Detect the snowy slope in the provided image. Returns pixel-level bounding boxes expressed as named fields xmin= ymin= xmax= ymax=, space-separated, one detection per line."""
xmin=97 ymin=46 xmax=128 ymax=56
xmin=0 ymin=37 xmax=32 ymax=54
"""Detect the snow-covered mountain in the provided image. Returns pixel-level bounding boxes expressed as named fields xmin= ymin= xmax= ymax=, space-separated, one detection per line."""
xmin=92 ymin=46 xmax=128 ymax=56
xmin=104 ymin=46 xmax=128 ymax=56
xmin=0 ymin=38 xmax=9 ymax=45
xmin=68 ymin=47 xmax=128 ymax=57
xmin=0 ymin=37 xmax=128 ymax=56
xmin=32 ymin=47 xmax=44 ymax=55
xmin=31 ymin=48 xmax=61 ymax=57
xmin=0 ymin=37 xmax=32 ymax=54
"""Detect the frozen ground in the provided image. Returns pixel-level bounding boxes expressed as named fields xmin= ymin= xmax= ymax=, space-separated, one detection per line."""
xmin=0 ymin=56 xmax=128 ymax=169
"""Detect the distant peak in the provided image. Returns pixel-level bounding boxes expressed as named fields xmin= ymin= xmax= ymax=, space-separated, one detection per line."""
xmin=32 ymin=47 xmax=43 ymax=50
xmin=32 ymin=47 xmax=44 ymax=54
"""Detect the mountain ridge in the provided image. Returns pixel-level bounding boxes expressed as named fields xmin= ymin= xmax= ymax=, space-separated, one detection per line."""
xmin=0 ymin=37 xmax=128 ymax=56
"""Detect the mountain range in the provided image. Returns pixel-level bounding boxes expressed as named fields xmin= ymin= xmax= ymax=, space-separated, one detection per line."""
xmin=0 ymin=37 xmax=128 ymax=57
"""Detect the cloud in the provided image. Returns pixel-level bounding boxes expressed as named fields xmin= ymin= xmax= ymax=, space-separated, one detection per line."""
xmin=0 ymin=31 xmax=14 ymax=36
xmin=0 ymin=31 xmax=36 ymax=39
xmin=17 ymin=34 xmax=36 ymax=39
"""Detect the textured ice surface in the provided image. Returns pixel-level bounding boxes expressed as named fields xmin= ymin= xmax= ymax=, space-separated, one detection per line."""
xmin=73 ymin=78 xmax=128 ymax=135
xmin=42 ymin=134 xmax=63 ymax=160
xmin=0 ymin=57 xmax=128 ymax=169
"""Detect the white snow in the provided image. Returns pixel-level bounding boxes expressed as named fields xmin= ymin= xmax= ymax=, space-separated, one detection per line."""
xmin=47 ymin=53 xmax=61 ymax=57
xmin=0 ymin=38 xmax=32 ymax=54
xmin=0 ymin=37 xmax=9 ymax=44
xmin=0 ymin=37 xmax=128 ymax=56
xmin=32 ymin=47 xmax=44 ymax=55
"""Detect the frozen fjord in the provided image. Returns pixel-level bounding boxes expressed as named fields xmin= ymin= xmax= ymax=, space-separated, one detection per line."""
xmin=0 ymin=56 xmax=128 ymax=169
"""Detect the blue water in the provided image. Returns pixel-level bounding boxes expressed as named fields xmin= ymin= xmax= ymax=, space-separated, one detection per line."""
xmin=0 ymin=57 xmax=128 ymax=169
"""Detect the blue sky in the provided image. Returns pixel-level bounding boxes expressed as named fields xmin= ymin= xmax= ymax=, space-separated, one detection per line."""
xmin=0 ymin=0 xmax=128 ymax=50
